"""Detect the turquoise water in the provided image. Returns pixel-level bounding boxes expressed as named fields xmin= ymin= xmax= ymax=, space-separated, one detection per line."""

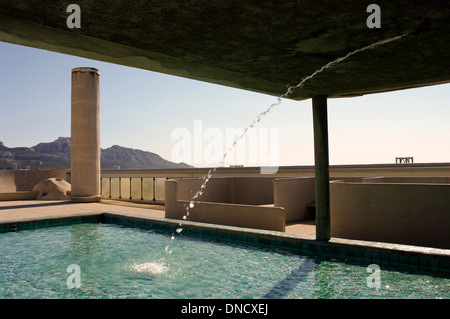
xmin=0 ymin=223 xmax=448 ymax=299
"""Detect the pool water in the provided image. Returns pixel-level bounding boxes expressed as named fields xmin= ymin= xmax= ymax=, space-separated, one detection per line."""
xmin=0 ymin=223 xmax=448 ymax=299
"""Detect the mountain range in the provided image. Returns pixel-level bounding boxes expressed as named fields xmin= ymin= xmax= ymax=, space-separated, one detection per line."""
xmin=0 ymin=137 xmax=192 ymax=170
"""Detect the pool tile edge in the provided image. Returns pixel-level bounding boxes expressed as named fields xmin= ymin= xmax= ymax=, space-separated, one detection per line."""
xmin=2 ymin=211 xmax=449 ymax=274
xmin=102 ymin=211 xmax=450 ymax=274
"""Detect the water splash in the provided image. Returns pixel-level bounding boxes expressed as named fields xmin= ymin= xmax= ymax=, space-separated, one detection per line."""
xmin=130 ymin=261 xmax=168 ymax=274
xmin=164 ymin=33 xmax=409 ymax=253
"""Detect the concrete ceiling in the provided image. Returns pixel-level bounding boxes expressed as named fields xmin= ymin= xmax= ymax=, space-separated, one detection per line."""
xmin=1 ymin=0 xmax=449 ymax=100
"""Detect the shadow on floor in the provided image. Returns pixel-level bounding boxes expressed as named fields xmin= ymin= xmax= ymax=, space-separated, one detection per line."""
xmin=0 ymin=200 xmax=78 ymax=210
xmin=262 ymin=258 xmax=317 ymax=298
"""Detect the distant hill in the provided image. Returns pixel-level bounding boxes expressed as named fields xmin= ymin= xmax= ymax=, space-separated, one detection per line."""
xmin=0 ymin=137 xmax=192 ymax=170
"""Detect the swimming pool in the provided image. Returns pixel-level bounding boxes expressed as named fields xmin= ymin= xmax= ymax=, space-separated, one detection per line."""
xmin=0 ymin=222 xmax=448 ymax=299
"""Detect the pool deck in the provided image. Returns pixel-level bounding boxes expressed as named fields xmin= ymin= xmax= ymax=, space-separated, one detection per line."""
xmin=0 ymin=199 xmax=316 ymax=236
xmin=0 ymin=199 xmax=449 ymax=273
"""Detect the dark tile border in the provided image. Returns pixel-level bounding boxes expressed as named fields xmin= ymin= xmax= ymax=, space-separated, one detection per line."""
xmin=0 ymin=212 xmax=103 ymax=233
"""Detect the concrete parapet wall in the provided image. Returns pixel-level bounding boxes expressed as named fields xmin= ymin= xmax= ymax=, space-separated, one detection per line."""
xmin=274 ymin=177 xmax=315 ymax=223
xmin=176 ymin=200 xmax=285 ymax=232
xmin=330 ymin=180 xmax=450 ymax=249
xmin=170 ymin=176 xmax=366 ymax=226
xmin=100 ymin=163 xmax=450 ymax=179
xmin=165 ymin=179 xmax=285 ymax=231
xmin=0 ymin=169 xmax=67 ymax=193
xmin=174 ymin=177 xmax=274 ymax=205
xmin=230 ymin=177 xmax=274 ymax=205
xmin=362 ymin=176 xmax=450 ymax=184
xmin=176 ymin=178 xmax=231 ymax=203
xmin=274 ymin=176 xmax=363 ymax=223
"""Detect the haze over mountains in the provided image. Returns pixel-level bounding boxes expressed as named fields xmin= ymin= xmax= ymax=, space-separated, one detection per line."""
xmin=0 ymin=137 xmax=191 ymax=170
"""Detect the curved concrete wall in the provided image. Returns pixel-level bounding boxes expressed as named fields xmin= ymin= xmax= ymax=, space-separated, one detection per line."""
xmin=0 ymin=169 xmax=66 ymax=192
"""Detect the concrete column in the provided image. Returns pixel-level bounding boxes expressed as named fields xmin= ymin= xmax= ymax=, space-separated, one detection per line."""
xmin=70 ymin=67 xmax=101 ymax=202
xmin=312 ymin=95 xmax=330 ymax=241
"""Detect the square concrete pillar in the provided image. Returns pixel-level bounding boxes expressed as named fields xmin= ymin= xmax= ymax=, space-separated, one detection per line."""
xmin=70 ymin=67 xmax=101 ymax=202
xmin=312 ymin=95 xmax=330 ymax=241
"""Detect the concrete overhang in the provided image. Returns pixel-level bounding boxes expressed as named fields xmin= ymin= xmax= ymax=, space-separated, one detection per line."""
xmin=1 ymin=0 xmax=449 ymax=100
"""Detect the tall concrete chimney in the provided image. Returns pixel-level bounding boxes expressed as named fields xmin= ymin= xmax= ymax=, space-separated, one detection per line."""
xmin=70 ymin=67 xmax=101 ymax=202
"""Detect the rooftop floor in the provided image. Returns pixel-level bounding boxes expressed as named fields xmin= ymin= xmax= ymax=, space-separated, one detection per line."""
xmin=0 ymin=199 xmax=316 ymax=236
xmin=1 ymin=199 xmax=449 ymax=258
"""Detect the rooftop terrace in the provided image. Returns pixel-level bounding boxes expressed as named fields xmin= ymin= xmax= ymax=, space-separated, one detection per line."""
xmin=1 ymin=1 xmax=449 ymax=252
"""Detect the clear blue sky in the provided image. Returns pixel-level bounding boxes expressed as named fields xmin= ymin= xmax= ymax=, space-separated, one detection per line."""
xmin=1 ymin=41 xmax=449 ymax=167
